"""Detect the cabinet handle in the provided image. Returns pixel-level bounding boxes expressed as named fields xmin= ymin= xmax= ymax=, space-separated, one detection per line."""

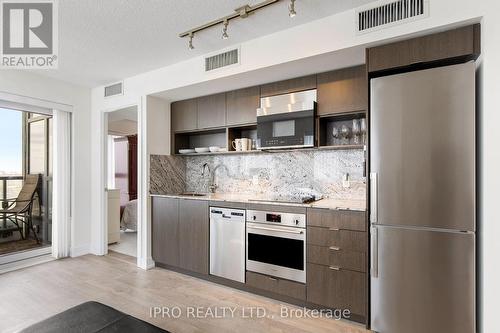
xmin=329 ymin=266 xmax=341 ymax=271
xmin=267 ymin=277 xmax=278 ymax=281
xmin=329 ymin=227 xmax=340 ymax=231
xmin=329 ymin=246 xmax=340 ymax=251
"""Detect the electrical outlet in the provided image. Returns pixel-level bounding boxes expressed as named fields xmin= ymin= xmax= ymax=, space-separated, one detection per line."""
xmin=342 ymin=173 xmax=350 ymax=188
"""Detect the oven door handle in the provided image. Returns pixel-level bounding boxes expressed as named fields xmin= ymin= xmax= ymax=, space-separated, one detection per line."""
xmin=247 ymin=225 xmax=304 ymax=234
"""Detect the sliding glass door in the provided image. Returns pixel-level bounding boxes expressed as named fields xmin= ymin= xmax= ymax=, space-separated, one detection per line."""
xmin=0 ymin=108 xmax=54 ymax=256
xmin=25 ymin=113 xmax=52 ymax=245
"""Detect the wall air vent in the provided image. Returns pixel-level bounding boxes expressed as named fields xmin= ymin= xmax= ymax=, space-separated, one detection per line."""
xmin=104 ymin=82 xmax=124 ymax=98
xmin=205 ymin=48 xmax=239 ymax=72
xmin=356 ymin=0 xmax=429 ymax=34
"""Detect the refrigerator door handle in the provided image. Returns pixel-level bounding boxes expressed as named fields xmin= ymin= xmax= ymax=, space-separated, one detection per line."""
xmin=371 ymin=226 xmax=378 ymax=277
xmin=370 ymin=172 xmax=378 ymax=224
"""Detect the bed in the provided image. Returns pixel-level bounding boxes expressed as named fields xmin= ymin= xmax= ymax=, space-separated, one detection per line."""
xmin=121 ymin=199 xmax=137 ymax=231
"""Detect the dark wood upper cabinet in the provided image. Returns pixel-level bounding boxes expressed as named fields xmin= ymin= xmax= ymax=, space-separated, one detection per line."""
xmin=260 ymin=75 xmax=317 ymax=97
xmin=197 ymin=93 xmax=226 ymax=129
xmin=367 ymin=24 xmax=480 ymax=73
xmin=178 ymin=199 xmax=209 ymax=275
xmin=317 ymin=65 xmax=367 ymax=116
xmin=152 ymin=196 xmax=179 ymax=267
xmin=226 ymin=86 xmax=260 ymax=126
xmin=171 ymin=98 xmax=197 ymax=132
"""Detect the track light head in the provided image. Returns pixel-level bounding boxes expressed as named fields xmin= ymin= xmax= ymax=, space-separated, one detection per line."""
xmin=288 ymin=0 xmax=296 ymax=18
xmin=222 ymin=20 xmax=229 ymax=40
xmin=188 ymin=33 xmax=194 ymax=50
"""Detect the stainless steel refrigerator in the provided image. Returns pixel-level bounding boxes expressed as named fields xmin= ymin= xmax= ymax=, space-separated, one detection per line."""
xmin=370 ymin=62 xmax=476 ymax=333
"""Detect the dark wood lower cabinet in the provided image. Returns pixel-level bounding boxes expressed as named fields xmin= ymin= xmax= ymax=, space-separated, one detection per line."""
xmin=178 ymin=199 xmax=209 ymax=274
xmin=152 ymin=197 xmax=179 ymax=267
xmin=152 ymin=198 xmax=368 ymax=323
xmin=152 ymin=197 xmax=209 ymax=275
xmin=306 ymin=263 xmax=366 ymax=317
xmin=305 ymin=209 xmax=368 ymax=322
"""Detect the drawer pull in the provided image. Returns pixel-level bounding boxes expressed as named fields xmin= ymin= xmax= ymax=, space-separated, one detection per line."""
xmin=329 ymin=246 xmax=340 ymax=251
xmin=267 ymin=277 xmax=278 ymax=281
xmin=329 ymin=266 xmax=341 ymax=271
xmin=329 ymin=227 xmax=340 ymax=231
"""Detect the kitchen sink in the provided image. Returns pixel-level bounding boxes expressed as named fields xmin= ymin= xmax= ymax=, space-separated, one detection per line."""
xmin=179 ymin=193 xmax=208 ymax=197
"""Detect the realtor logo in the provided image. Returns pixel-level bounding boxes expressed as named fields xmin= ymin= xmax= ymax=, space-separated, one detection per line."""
xmin=1 ymin=0 xmax=58 ymax=68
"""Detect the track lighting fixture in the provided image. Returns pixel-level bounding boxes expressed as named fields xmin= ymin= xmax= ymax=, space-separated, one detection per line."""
xmin=180 ymin=0 xmax=298 ymax=49
xmin=289 ymin=0 xmax=296 ymax=18
xmin=222 ymin=20 xmax=229 ymax=39
xmin=188 ymin=32 xmax=194 ymax=50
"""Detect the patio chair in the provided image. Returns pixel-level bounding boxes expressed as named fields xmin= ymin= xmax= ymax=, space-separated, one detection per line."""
xmin=0 ymin=174 xmax=40 ymax=243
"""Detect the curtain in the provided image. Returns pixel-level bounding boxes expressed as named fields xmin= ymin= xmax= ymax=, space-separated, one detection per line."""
xmin=52 ymin=110 xmax=71 ymax=259
xmin=127 ymin=135 xmax=137 ymax=201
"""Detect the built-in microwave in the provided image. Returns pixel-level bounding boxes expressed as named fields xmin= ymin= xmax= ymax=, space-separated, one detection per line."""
xmin=256 ymin=90 xmax=316 ymax=150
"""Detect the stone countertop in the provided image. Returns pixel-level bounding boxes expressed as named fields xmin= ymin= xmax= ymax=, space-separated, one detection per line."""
xmin=150 ymin=193 xmax=366 ymax=211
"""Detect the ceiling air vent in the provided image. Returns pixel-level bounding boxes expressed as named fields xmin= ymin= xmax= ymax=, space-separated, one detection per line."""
xmin=104 ymin=82 xmax=123 ymax=98
xmin=205 ymin=48 xmax=239 ymax=72
xmin=356 ymin=0 xmax=429 ymax=34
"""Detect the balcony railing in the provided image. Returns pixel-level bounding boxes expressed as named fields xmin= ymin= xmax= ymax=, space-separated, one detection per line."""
xmin=0 ymin=175 xmax=23 ymax=209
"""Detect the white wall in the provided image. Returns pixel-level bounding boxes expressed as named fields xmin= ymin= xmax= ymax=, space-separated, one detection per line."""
xmin=89 ymin=1 xmax=500 ymax=331
xmin=137 ymin=96 xmax=170 ymax=269
xmin=0 ymin=70 xmax=91 ymax=257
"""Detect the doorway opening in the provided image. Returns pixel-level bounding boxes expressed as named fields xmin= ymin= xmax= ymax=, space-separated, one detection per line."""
xmin=106 ymin=106 xmax=138 ymax=258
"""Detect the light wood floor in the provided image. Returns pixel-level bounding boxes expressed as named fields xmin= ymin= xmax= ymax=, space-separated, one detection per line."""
xmin=0 ymin=252 xmax=371 ymax=333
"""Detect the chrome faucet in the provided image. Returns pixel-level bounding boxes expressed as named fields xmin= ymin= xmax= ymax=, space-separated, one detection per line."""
xmin=204 ymin=163 xmax=229 ymax=193
xmin=201 ymin=163 xmax=211 ymax=178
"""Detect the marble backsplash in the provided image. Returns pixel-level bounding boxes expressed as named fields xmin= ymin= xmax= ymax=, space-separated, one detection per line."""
xmin=151 ymin=149 xmax=366 ymax=201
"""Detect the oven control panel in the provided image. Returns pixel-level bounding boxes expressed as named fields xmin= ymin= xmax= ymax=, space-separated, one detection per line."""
xmin=246 ymin=209 xmax=306 ymax=228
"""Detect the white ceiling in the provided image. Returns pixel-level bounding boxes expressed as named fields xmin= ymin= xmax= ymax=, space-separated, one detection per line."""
xmin=107 ymin=105 xmax=137 ymax=122
xmin=33 ymin=0 xmax=375 ymax=87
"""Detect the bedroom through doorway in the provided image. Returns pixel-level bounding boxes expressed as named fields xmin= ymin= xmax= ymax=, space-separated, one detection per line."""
xmin=106 ymin=106 xmax=138 ymax=258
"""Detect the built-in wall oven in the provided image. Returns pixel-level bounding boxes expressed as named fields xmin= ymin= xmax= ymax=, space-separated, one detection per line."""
xmin=246 ymin=209 xmax=306 ymax=283
xmin=256 ymin=90 xmax=316 ymax=150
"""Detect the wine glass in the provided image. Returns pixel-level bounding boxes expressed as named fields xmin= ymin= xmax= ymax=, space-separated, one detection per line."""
xmin=360 ymin=118 xmax=367 ymax=145
xmin=332 ymin=126 xmax=339 ymax=145
xmin=340 ymin=124 xmax=350 ymax=145
xmin=352 ymin=119 xmax=361 ymax=145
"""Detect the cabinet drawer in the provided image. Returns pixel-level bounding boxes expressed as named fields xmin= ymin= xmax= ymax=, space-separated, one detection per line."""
xmin=307 ymin=208 xmax=366 ymax=231
xmin=246 ymin=271 xmax=306 ymax=300
xmin=307 ymin=263 xmax=366 ymax=316
xmin=307 ymin=244 xmax=366 ymax=272
xmin=307 ymin=226 xmax=366 ymax=252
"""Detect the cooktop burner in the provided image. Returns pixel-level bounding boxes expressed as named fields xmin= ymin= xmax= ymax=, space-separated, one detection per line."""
xmin=249 ymin=196 xmax=321 ymax=204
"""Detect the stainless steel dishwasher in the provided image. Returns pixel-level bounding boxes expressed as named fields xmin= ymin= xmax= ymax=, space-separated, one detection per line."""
xmin=209 ymin=207 xmax=246 ymax=283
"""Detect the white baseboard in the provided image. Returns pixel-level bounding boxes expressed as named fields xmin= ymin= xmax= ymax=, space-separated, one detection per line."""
xmin=0 ymin=254 xmax=55 ymax=275
xmin=70 ymin=244 xmax=91 ymax=257
xmin=137 ymin=256 xmax=155 ymax=270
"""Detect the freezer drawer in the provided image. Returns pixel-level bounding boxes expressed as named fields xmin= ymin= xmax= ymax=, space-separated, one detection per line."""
xmin=370 ymin=226 xmax=475 ymax=333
